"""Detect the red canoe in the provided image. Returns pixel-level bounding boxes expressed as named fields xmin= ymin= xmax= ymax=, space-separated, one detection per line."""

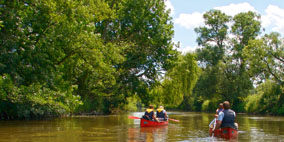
xmin=140 ymin=119 xmax=168 ymax=127
xmin=209 ymin=127 xmax=238 ymax=139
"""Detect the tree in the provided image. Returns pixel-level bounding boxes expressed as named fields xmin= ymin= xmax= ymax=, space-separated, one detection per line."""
xmin=193 ymin=10 xmax=230 ymax=108
xmin=244 ymin=32 xmax=284 ymax=85
xmin=193 ymin=11 xmax=262 ymax=111
xmin=195 ymin=10 xmax=231 ymax=66
xmin=95 ymin=0 xmax=178 ymax=104
xmin=244 ymin=80 xmax=284 ymax=115
xmin=151 ymin=53 xmax=200 ymax=109
xmin=0 ymin=0 xmax=126 ymax=118
xmin=231 ymin=11 xmax=261 ymax=58
xmin=0 ymin=0 xmax=178 ymax=117
xmin=219 ymin=11 xmax=261 ymax=110
xmin=243 ymin=32 xmax=284 ymax=115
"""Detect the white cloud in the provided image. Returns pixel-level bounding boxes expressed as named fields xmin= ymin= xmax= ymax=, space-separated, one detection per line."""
xmin=214 ymin=2 xmax=257 ymax=16
xmin=261 ymin=15 xmax=271 ymax=28
xmin=262 ymin=5 xmax=284 ymax=34
xmin=165 ymin=0 xmax=175 ymax=16
xmin=174 ymin=12 xmax=204 ymax=29
xmin=174 ymin=3 xmax=258 ymax=30
xmin=177 ymin=46 xmax=199 ymax=54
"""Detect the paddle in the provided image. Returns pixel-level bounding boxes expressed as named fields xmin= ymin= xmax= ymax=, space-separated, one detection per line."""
xmin=210 ymin=118 xmax=216 ymax=137
xmin=168 ymin=118 xmax=179 ymax=122
xmin=128 ymin=116 xmax=140 ymax=119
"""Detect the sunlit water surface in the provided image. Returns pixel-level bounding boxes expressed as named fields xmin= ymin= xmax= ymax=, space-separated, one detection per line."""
xmin=0 ymin=112 xmax=284 ymax=142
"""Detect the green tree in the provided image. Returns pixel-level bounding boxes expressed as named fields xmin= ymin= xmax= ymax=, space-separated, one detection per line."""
xmin=151 ymin=53 xmax=200 ymax=109
xmin=95 ymin=0 xmax=178 ymax=106
xmin=193 ymin=11 xmax=262 ymax=111
xmin=244 ymin=80 xmax=284 ymax=115
xmin=0 ymin=0 xmax=125 ymax=118
xmin=243 ymin=32 xmax=284 ymax=115
xmin=0 ymin=0 xmax=178 ymax=118
xmin=193 ymin=10 xmax=230 ymax=109
xmin=231 ymin=11 xmax=261 ymax=58
xmin=195 ymin=10 xmax=231 ymax=66
xmin=219 ymin=11 xmax=261 ymax=110
xmin=244 ymin=32 xmax=284 ymax=85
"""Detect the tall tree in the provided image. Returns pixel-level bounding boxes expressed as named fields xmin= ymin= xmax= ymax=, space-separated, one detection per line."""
xmin=193 ymin=11 xmax=262 ymax=111
xmin=195 ymin=10 xmax=231 ymax=66
xmin=244 ymin=32 xmax=284 ymax=85
xmin=95 ymin=0 xmax=178 ymax=102
xmin=193 ymin=10 xmax=230 ymax=103
xmin=150 ymin=53 xmax=200 ymax=109
xmin=227 ymin=11 xmax=261 ymax=105
xmin=0 ymin=0 xmax=130 ymax=118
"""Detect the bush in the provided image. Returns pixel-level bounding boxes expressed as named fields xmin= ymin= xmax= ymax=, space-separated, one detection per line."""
xmin=201 ymin=100 xmax=210 ymax=111
xmin=0 ymin=75 xmax=82 ymax=119
xmin=244 ymin=80 xmax=284 ymax=115
xmin=244 ymin=94 xmax=262 ymax=113
xmin=201 ymin=100 xmax=217 ymax=112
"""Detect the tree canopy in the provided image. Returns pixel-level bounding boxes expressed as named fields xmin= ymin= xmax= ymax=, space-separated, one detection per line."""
xmin=0 ymin=0 xmax=177 ymax=119
xmin=1 ymin=1 xmax=283 ymax=119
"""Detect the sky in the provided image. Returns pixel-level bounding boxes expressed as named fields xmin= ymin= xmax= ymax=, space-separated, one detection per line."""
xmin=165 ymin=0 xmax=284 ymax=53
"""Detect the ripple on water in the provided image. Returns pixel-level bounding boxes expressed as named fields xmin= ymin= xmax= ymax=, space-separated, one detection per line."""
xmin=1 ymin=112 xmax=284 ymax=142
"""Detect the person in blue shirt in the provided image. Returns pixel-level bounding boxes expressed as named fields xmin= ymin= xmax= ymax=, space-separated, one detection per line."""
xmin=215 ymin=101 xmax=238 ymax=130
xmin=216 ymin=103 xmax=224 ymax=115
xmin=214 ymin=103 xmax=224 ymax=119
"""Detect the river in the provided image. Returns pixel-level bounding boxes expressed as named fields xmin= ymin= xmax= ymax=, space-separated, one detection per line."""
xmin=0 ymin=112 xmax=284 ymax=142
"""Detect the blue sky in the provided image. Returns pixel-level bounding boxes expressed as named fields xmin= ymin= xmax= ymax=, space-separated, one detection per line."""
xmin=165 ymin=0 xmax=284 ymax=53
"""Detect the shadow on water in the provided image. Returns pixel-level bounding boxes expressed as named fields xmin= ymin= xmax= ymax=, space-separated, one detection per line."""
xmin=0 ymin=112 xmax=283 ymax=141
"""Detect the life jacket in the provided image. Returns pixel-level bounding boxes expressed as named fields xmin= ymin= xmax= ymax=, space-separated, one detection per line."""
xmin=144 ymin=109 xmax=154 ymax=120
xmin=156 ymin=108 xmax=165 ymax=118
xmin=221 ymin=109 xmax=237 ymax=129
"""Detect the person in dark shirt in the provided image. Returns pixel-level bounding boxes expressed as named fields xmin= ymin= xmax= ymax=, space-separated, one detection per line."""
xmin=215 ymin=101 xmax=238 ymax=130
xmin=142 ymin=105 xmax=158 ymax=121
xmin=156 ymin=106 xmax=168 ymax=121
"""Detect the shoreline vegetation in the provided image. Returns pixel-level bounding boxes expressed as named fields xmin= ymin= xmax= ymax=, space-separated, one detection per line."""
xmin=0 ymin=1 xmax=283 ymax=120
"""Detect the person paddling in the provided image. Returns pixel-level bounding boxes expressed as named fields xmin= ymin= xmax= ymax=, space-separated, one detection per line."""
xmin=209 ymin=103 xmax=224 ymax=129
xmin=214 ymin=101 xmax=238 ymax=130
xmin=142 ymin=105 xmax=159 ymax=122
xmin=216 ymin=103 xmax=224 ymax=114
xmin=156 ymin=106 xmax=168 ymax=121
xmin=215 ymin=103 xmax=224 ymax=118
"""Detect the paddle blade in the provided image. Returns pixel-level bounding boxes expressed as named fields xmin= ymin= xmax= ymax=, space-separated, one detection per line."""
xmin=168 ymin=118 xmax=179 ymax=122
xmin=128 ymin=116 xmax=141 ymax=119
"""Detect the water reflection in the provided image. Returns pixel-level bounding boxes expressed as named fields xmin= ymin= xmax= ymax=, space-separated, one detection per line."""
xmin=237 ymin=114 xmax=284 ymax=141
xmin=0 ymin=112 xmax=283 ymax=141
xmin=128 ymin=126 xmax=168 ymax=142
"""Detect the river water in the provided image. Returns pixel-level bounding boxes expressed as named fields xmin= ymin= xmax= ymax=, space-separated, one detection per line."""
xmin=0 ymin=112 xmax=284 ymax=142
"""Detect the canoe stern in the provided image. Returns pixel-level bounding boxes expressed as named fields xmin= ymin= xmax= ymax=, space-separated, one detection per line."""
xmin=209 ymin=127 xmax=238 ymax=139
xmin=140 ymin=119 xmax=168 ymax=127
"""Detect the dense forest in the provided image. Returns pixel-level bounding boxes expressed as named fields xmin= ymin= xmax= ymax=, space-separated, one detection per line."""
xmin=0 ymin=0 xmax=283 ymax=119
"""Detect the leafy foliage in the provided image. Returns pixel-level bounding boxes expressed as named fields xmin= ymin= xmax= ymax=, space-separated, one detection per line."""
xmin=195 ymin=10 xmax=230 ymax=66
xmin=244 ymin=80 xmax=284 ymax=114
xmin=1 ymin=1 xmax=283 ymax=117
xmin=0 ymin=74 xmax=81 ymax=119
xmin=243 ymin=32 xmax=284 ymax=115
xmin=149 ymin=53 xmax=200 ymax=109
xmin=244 ymin=32 xmax=284 ymax=85
xmin=193 ymin=10 xmax=265 ymax=112
xmin=0 ymin=0 xmax=177 ymax=119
